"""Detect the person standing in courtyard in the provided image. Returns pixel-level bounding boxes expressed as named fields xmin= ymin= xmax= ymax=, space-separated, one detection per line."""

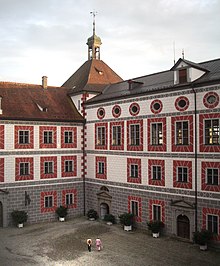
xmin=95 ymin=237 xmax=102 ymax=251
xmin=87 ymin=238 xmax=92 ymax=252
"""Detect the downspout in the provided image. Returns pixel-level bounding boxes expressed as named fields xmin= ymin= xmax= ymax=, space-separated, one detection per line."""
xmin=82 ymin=120 xmax=86 ymax=216
xmin=192 ymin=86 xmax=198 ymax=232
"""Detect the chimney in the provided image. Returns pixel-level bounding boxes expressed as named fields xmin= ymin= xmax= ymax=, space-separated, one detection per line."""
xmin=0 ymin=97 xmax=2 ymax=114
xmin=42 ymin=76 xmax=48 ymax=89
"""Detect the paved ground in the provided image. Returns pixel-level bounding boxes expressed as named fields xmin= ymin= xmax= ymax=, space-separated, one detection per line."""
xmin=0 ymin=217 xmax=220 ymax=266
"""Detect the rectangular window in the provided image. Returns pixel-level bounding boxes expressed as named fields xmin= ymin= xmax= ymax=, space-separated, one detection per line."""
xmin=98 ymin=162 xmax=104 ymax=174
xmin=207 ymin=215 xmax=218 ymax=234
xmin=176 ymin=121 xmax=189 ymax=145
xmin=19 ymin=130 xmax=29 ymax=144
xmin=153 ymin=205 xmax=161 ymax=221
xmin=44 ymin=196 xmax=53 ymax=208
xmin=151 ymin=123 xmax=163 ymax=145
xmin=130 ymin=164 xmax=138 ymax=178
xmin=64 ymin=131 xmax=73 ymax=144
xmin=65 ymin=160 xmax=73 ymax=173
xmin=112 ymin=125 xmax=121 ymax=146
xmin=65 ymin=193 xmax=74 ymax=205
xmin=177 ymin=167 xmax=188 ymax=182
xmin=152 ymin=166 xmax=161 ymax=180
xmin=97 ymin=127 xmax=106 ymax=146
xmin=205 ymin=119 xmax=220 ymax=145
xmin=207 ymin=168 xmax=219 ymax=185
xmin=19 ymin=162 xmax=29 ymax=176
xmin=130 ymin=124 xmax=140 ymax=146
xmin=44 ymin=131 xmax=53 ymax=144
xmin=131 ymin=201 xmax=138 ymax=217
xmin=44 ymin=162 xmax=53 ymax=174
xmin=179 ymin=69 xmax=187 ymax=84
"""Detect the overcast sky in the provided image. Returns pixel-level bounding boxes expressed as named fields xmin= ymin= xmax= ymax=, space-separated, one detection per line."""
xmin=0 ymin=0 xmax=219 ymax=86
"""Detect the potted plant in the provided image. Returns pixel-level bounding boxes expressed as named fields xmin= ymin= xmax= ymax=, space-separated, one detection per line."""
xmin=193 ymin=229 xmax=213 ymax=251
xmin=87 ymin=209 xmax=98 ymax=221
xmin=55 ymin=205 xmax=68 ymax=222
xmin=119 ymin=213 xmax=134 ymax=231
xmin=11 ymin=210 xmax=28 ymax=228
xmin=147 ymin=220 xmax=164 ymax=238
xmin=104 ymin=214 xmax=116 ymax=225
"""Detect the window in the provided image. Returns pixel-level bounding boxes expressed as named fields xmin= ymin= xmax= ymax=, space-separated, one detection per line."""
xmin=150 ymin=100 xmax=163 ymax=114
xmin=44 ymin=196 xmax=53 ymax=208
xmin=130 ymin=124 xmax=140 ymax=145
xmin=175 ymin=96 xmax=189 ymax=112
xmin=176 ymin=121 xmax=189 ymax=145
xmin=177 ymin=167 xmax=188 ymax=182
xmin=205 ymin=119 xmax=219 ymax=145
xmin=65 ymin=160 xmax=73 ymax=173
xmin=179 ymin=69 xmax=187 ymax=83
xmin=207 ymin=215 xmax=218 ymax=234
xmin=129 ymin=103 xmax=140 ymax=116
xmin=44 ymin=162 xmax=53 ymax=174
xmin=130 ymin=164 xmax=138 ymax=178
xmin=112 ymin=125 xmax=121 ymax=146
xmin=97 ymin=126 xmax=106 ymax=146
xmin=19 ymin=131 xmax=29 ymax=144
xmin=97 ymin=108 xmax=105 ymax=119
xmin=151 ymin=123 xmax=163 ymax=145
xmin=152 ymin=166 xmax=161 ymax=180
xmin=65 ymin=193 xmax=74 ymax=205
xmin=112 ymin=105 xmax=121 ymax=118
xmin=98 ymin=162 xmax=104 ymax=174
xmin=64 ymin=131 xmax=73 ymax=144
xmin=207 ymin=168 xmax=219 ymax=185
xmin=19 ymin=162 xmax=29 ymax=176
xmin=153 ymin=205 xmax=161 ymax=221
xmin=131 ymin=201 xmax=138 ymax=217
xmin=44 ymin=131 xmax=53 ymax=144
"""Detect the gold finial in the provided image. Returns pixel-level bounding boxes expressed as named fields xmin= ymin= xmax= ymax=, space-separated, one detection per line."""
xmin=90 ymin=11 xmax=98 ymax=36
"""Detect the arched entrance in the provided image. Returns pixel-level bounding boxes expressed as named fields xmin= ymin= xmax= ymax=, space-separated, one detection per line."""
xmin=177 ymin=215 xmax=190 ymax=239
xmin=0 ymin=202 xmax=3 ymax=227
xmin=100 ymin=203 xmax=109 ymax=219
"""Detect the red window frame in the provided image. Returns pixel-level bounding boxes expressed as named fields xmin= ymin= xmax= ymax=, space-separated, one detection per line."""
xmin=0 ymin=125 xmax=4 ymax=149
xmin=0 ymin=158 xmax=4 ymax=182
xmin=14 ymin=126 xmax=34 ymax=149
xmin=39 ymin=126 xmax=57 ymax=149
xmin=127 ymin=120 xmax=143 ymax=151
xmin=110 ymin=121 xmax=124 ymax=150
xmin=96 ymin=156 xmax=107 ymax=179
xmin=61 ymin=156 xmax=77 ymax=177
xmin=173 ymin=160 xmax=192 ymax=189
xmin=201 ymin=161 xmax=220 ymax=192
xmin=40 ymin=156 xmax=57 ymax=179
xmin=127 ymin=158 xmax=141 ymax=184
xmin=95 ymin=122 xmax=108 ymax=150
xmin=149 ymin=199 xmax=165 ymax=223
xmin=61 ymin=127 xmax=77 ymax=148
xmin=40 ymin=191 xmax=57 ymax=213
xmin=202 ymin=207 xmax=220 ymax=240
xmin=62 ymin=189 xmax=77 ymax=209
xmin=15 ymin=157 xmax=34 ymax=181
xmin=128 ymin=195 xmax=142 ymax=222
xmin=148 ymin=159 xmax=165 ymax=187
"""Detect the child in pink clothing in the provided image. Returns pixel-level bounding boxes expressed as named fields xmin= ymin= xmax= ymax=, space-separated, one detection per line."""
xmin=95 ymin=238 xmax=102 ymax=251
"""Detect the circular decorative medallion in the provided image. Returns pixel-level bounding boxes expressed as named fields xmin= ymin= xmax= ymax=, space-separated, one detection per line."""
xmin=97 ymin=107 xmax=105 ymax=119
xmin=175 ymin=96 xmax=189 ymax=111
xmin=150 ymin=99 xmax=163 ymax=114
xmin=112 ymin=105 xmax=121 ymax=118
xmin=129 ymin=103 xmax=140 ymax=116
xmin=203 ymin=92 xmax=219 ymax=109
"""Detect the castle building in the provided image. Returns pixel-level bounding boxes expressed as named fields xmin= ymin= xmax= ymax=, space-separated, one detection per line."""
xmin=0 ymin=25 xmax=219 ymax=242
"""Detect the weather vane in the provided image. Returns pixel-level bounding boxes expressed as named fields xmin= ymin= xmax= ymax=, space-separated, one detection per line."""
xmin=90 ymin=11 xmax=98 ymax=35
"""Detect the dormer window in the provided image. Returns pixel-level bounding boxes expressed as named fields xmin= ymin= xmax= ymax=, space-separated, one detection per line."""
xmin=179 ymin=69 xmax=187 ymax=84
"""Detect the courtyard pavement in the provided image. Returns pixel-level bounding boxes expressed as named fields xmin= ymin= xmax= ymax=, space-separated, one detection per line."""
xmin=0 ymin=217 xmax=220 ymax=266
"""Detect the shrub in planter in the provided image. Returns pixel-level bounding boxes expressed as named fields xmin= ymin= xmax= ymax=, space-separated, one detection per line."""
xmin=87 ymin=209 xmax=98 ymax=220
xmin=104 ymin=214 xmax=116 ymax=224
xmin=11 ymin=210 xmax=28 ymax=225
xmin=147 ymin=220 xmax=164 ymax=233
xmin=56 ymin=206 xmax=68 ymax=219
xmin=119 ymin=213 xmax=134 ymax=226
xmin=193 ymin=229 xmax=213 ymax=246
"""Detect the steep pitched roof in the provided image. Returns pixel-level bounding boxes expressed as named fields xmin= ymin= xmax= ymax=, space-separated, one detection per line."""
xmin=87 ymin=58 xmax=220 ymax=104
xmin=62 ymin=59 xmax=123 ymax=95
xmin=0 ymin=82 xmax=84 ymax=122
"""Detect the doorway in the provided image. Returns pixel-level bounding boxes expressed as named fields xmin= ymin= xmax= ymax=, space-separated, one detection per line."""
xmin=100 ymin=203 xmax=109 ymax=219
xmin=177 ymin=214 xmax=190 ymax=239
xmin=0 ymin=201 xmax=3 ymax=227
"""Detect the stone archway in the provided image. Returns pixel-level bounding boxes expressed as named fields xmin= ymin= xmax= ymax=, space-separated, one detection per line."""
xmin=0 ymin=201 xmax=3 ymax=227
xmin=177 ymin=214 xmax=190 ymax=239
xmin=100 ymin=202 xmax=109 ymax=219
xmin=97 ymin=187 xmax=112 ymax=219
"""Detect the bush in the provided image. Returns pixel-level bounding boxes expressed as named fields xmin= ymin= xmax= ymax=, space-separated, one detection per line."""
xmin=193 ymin=229 xmax=213 ymax=245
xmin=119 ymin=213 xmax=134 ymax=226
xmin=87 ymin=209 xmax=98 ymax=220
xmin=11 ymin=210 xmax=28 ymax=225
xmin=56 ymin=206 xmax=68 ymax=218
xmin=147 ymin=220 xmax=164 ymax=233
xmin=104 ymin=214 xmax=116 ymax=224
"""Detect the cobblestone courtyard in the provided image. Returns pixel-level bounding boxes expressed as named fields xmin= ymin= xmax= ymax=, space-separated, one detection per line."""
xmin=0 ymin=217 xmax=219 ymax=266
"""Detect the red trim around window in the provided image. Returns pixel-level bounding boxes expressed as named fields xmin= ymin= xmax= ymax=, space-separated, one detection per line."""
xmin=40 ymin=156 xmax=57 ymax=179
xmin=61 ymin=127 xmax=77 ymax=148
xmin=127 ymin=120 xmax=143 ymax=151
xmin=40 ymin=191 xmax=57 ymax=213
xmin=15 ymin=157 xmax=34 ymax=181
xmin=149 ymin=199 xmax=165 ymax=223
xmin=148 ymin=159 xmax=165 ymax=187
xmin=110 ymin=121 xmax=124 ymax=150
xmin=0 ymin=125 xmax=4 ymax=149
xmin=61 ymin=156 xmax=77 ymax=177
xmin=0 ymin=158 xmax=4 ymax=182
xmin=39 ymin=126 xmax=57 ymax=149
xmin=201 ymin=161 xmax=220 ymax=192
xmin=203 ymin=92 xmax=219 ymax=109
xmin=175 ymin=96 xmax=189 ymax=111
xmin=202 ymin=207 xmax=220 ymax=240
xmin=95 ymin=122 xmax=108 ymax=150
xmin=171 ymin=115 xmax=193 ymax=152
xmin=129 ymin=102 xmax=140 ymax=116
xmin=128 ymin=195 xmax=142 ymax=222
xmin=127 ymin=158 xmax=142 ymax=184
xmin=96 ymin=156 xmax=107 ymax=179
xmin=14 ymin=126 xmax=34 ymax=149
xmin=173 ymin=160 xmax=192 ymax=189
xmin=150 ymin=99 xmax=163 ymax=114
xmin=62 ymin=189 xmax=77 ymax=209
xmin=147 ymin=117 xmax=166 ymax=152
xmin=199 ymin=113 xmax=220 ymax=153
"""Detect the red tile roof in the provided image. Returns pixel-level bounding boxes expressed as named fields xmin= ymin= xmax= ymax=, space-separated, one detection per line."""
xmin=0 ymin=82 xmax=84 ymax=122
